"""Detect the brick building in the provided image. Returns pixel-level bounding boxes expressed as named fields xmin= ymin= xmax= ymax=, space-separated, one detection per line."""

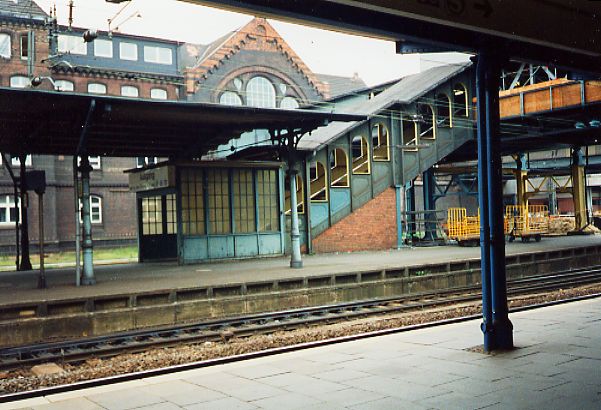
xmin=0 ymin=2 xmax=367 ymax=256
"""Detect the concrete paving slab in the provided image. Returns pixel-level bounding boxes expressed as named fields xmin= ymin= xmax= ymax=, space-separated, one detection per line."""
xmin=4 ymin=297 xmax=601 ymax=410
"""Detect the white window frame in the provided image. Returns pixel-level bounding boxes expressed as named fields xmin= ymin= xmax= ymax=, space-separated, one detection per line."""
xmin=0 ymin=194 xmax=20 ymax=226
xmin=0 ymin=33 xmax=11 ymax=58
xmin=10 ymin=155 xmax=32 ymax=167
xmin=79 ymin=195 xmax=103 ymax=224
xmin=88 ymin=83 xmax=107 ymax=94
xmin=150 ymin=88 xmax=167 ymax=100
xmin=119 ymin=42 xmax=138 ymax=61
xmin=121 ymin=85 xmax=139 ymax=98
xmin=54 ymin=80 xmax=74 ymax=92
xmin=10 ymin=75 xmax=29 ymax=89
xmin=19 ymin=33 xmax=28 ymax=60
xmin=143 ymin=45 xmax=172 ymax=65
xmin=94 ymin=39 xmax=113 ymax=58
xmin=219 ymin=91 xmax=243 ymax=106
xmin=57 ymin=34 xmax=87 ymax=55
xmin=136 ymin=157 xmax=158 ymax=168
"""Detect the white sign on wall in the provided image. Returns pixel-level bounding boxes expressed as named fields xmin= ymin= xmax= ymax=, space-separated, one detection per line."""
xmin=129 ymin=165 xmax=176 ymax=192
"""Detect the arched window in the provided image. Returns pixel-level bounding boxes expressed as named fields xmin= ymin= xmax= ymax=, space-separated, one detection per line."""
xmin=246 ymin=76 xmax=276 ymax=108
xmin=309 ymin=161 xmax=328 ymax=201
xmin=418 ymin=104 xmax=436 ymax=140
xmin=285 ymin=174 xmax=304 ymax=214
xmin=150 ymin=88 xmax=167 ymax=100
xmin=280 ymin=96 xmax=299 ymax=109
xmin=219 ymin=91 xmax=243 ymax=106
xmin=55 ymin=80 xmax=74 ymax=92
xmin=330 ymin=148 xmax=349 ymax=187
xmin=453 ymin=83 xmax=469 ymax=118
xmin=0 ymin=33 xmax=11 ymax=58
xmin=88 ymin=83 xmax=107 ymax=94
xmin=121 ymin=85 xmax=139 ymax=98
xmin=371 ymin=123 xmax=390 ymax=161
xmin=402 ymin=115 xmax=418 ymax=149
xmin=436 ymin=93 xmax=452 ymax=128
xmin=10 ymin=76 xmax=29 ymax=88
xmin=351 ymin=136 xmax=370 ymax=174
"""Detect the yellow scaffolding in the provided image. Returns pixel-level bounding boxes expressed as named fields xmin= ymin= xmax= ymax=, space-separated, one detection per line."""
xmin=447 ymin=207 xmax=480 ymax=245
xmin=505 ymin=204 xmax=549 ymax=242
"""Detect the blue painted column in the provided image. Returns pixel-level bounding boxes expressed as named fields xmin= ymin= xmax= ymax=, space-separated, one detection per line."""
xmin=476 ymin=52 xmax=513 ymax=351
xmin=395 ymin=185 xmax=404 ymax=249
xmin=80 ymin=156 xmax=95 ymax=285
xmin=422 ymin=168 xmax=436 ymax=241
xmin=406 ymin=181 xmax=416 ymax=241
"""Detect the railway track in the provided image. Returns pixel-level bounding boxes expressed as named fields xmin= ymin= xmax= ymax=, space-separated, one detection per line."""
xmin=2 ymin=266 xmax=601 ymax=371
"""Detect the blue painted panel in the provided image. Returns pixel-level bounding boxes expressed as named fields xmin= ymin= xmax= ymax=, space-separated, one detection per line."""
xmin=58 ymin=31 xmax=179 ymax=77
xmin=310 ymin=203 xmax=329 ymax=230
xmin=183 ymin=237 xmax=208 ymax=263
xmin=258 ymin=234 xmax=282 ymax=255
xmin=234 ymin=235 xmax=259 ymax=257
xmin=208 ymin=236 xmax=235 ymax=259
xmin=330 ymin=188 xmax=351 ymax=215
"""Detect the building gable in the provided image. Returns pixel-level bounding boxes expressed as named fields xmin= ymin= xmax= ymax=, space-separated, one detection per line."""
xmin=184 ymin=18 xmax=330 ymax=101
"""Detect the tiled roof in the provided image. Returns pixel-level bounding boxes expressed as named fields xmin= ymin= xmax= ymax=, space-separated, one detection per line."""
xmin=0 ymin=0 xmax=48 ymax=21
xmin=316 ymin=73 xmax=367 ymax=99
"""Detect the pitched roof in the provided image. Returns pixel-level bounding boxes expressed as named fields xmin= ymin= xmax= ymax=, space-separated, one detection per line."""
xmin=298 ymin=62 xmax=472 ymax=151
xmin=316 ymin=73 xmax=367 ymax=99
xmin=0 ymin=0 xmax=48 ymax=21
xmin=183 ymin=18 xmax=329 ymax=98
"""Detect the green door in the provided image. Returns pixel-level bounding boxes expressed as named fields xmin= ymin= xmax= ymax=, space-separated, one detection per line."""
xmin=139 ymin=194 xmax=178 ymax=261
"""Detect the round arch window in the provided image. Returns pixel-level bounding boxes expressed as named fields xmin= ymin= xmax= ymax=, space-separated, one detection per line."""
xmin=219 ymin=91 xmax=243 ymax=106
xmin=280 ymin=96 xmax=299 ymax=109
xmin=246 ymin=76 xmax=276 ymax=108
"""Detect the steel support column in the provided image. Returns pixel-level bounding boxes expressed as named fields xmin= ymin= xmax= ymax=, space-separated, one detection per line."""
xmin=19 ymin=155 xmax=32 ymax=271
xmin=80 ymin=156 xmax=95 ymax=285
xmin=422 ymin=168 xmax=436 ymax=241
xmin=395 ymin=185 xmax=405 ymax=249
xmin=514 ymin=154 xmax=528 ymax=208
xmin=572 ymin=147 xmax=587 ymax=230
xmin=406 ymin=181 xmax=416 ymax=239
xmin=476 ymin=52 xmax=513 ymax=351
xmin=288 ymin=163 xmax=303 ymax=269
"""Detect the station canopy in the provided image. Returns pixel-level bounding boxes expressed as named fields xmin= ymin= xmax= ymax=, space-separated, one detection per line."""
xmin=0 ymin=87 xmax=365 ymax=158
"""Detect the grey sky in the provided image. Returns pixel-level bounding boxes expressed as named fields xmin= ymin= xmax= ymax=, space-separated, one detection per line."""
xmin=34 ymin=0 xmax=426 ymax=85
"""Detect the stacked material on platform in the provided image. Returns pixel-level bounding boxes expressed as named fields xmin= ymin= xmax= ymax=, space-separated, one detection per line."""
xmin=548 ymin=216 xmax=575 ymax=235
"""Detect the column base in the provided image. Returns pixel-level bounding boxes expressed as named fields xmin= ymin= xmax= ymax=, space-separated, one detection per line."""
xmin=81 ymin=277 xmax=96 ymax=286
xmin=290 ymin=260 xmax=303 ymax=269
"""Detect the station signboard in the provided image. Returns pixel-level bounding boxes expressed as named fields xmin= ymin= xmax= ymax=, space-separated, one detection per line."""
xmin=129 ymin=165 xmax=176 ymax=192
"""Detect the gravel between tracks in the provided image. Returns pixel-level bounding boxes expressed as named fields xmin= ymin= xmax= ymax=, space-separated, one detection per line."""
xmin=1 ymin=284 xmax=601 ymax=395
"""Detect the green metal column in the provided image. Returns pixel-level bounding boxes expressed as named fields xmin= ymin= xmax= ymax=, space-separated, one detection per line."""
xmin=80 ymin=156 xmax=95 ymax=285
xmin=288 ymin=163 xmax=303 ymax=269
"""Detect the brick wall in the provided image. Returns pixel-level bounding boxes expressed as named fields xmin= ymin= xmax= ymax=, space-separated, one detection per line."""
xmin=312 ymin=187 xmax=398 ymax=253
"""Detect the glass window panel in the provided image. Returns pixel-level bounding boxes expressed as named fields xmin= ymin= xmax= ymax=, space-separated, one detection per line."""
xmin=246 ymin=76 xmax=276 ymax=108
xmin=181 ymin=169 xmax=205 ymax=235
xmin=121 ymin=85 xmax=139 ymax=97
xmin=219 ymin=91 xmax=242 ymax=106
xmin=257 ymin=170 xmax=279 ymax=232
xmin=10 ymin=76 xmax=29 ymax=89
xmin=57 ymin=34 xmax=86 ymax=55
xmin=55 ymin=80 xmax=74 ymax=91
xmin=0 ymin=33 xmax=11 ymax=58
xmin=119 ymin=42 xmax=138 ymax=61
xmin=150 ymin=88 xmax=167 ymax=100
xmin=94 ymin=39 xmax=113 ymax=58
xmin=88 ymin=83 xmax=107 ymax=94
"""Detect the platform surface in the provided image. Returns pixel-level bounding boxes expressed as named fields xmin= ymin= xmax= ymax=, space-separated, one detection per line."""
xmin=1 ymin=235 xmax=601 ymax=305
xmin=3 ymin=294 xmax=600 ymax=409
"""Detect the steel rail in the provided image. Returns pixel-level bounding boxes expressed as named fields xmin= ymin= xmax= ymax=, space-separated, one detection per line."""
xmin=1 ymin=266 xmax=601 ymax=372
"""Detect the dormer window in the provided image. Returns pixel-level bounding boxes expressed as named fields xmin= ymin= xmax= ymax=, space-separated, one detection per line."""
xmin=120 ymin=42 xmax=138 ymax=61
xmin=94 ymin=39 xmax=113 ymax=58
xmin=144 ymin=46 xmax=172 ymax=65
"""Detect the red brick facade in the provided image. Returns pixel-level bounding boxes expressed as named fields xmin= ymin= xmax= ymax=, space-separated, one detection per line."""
xmin=312 ymin=188 xmax=398 ymax=253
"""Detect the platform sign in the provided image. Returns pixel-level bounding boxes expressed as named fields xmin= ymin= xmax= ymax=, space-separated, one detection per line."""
xmin=129 ymin=165 xmax=176 ymax=192
xmin=324 ymin=0 xmax=601 ymax=57
xmin=189 ymin=0 xmax=601 ymax=58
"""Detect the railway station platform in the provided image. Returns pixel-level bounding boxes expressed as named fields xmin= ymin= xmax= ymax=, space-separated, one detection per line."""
xmin=1 ymin=235 xmax=601 ymax=348
xmin=3 ymin=294 xmax=601 ymax=409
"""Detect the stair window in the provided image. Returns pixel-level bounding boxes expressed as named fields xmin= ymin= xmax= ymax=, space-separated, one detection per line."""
xmin=402 ymin=115 xmax=419 ymax=150
xmin=330 ymin=148 xmax=349 ymax=187
xmin=453 ymin=83 xmax=469 ymax=118
xmin=285 ymin=174 xmax=304 ymax=214
xmin=351 ymin=136 xmax=370 ymax=174
xmin=371 ymin=123 xmax=390 ymax=161
xmin=436 ymin=93 xmax=452 ymax=128
xmin=418 ymin=104 xmax=436 ymax=140
xmin=309 ymin=161 xmax=328 ymax=201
